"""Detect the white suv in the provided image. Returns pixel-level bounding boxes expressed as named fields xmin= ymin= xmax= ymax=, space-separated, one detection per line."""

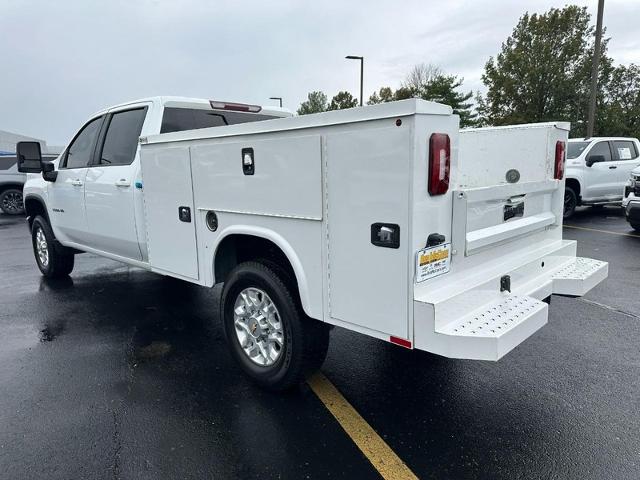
xmin=564 ymin=137 xmax=640 ymax=217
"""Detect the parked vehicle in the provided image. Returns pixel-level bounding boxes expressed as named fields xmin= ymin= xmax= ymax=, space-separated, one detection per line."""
xmin=622 ymin=165 xmax=640 ymax=231
xmin=564 ymin=137 xmax=640 ymax=218
xmin=0 ymin=153 xmax=57 ymax=214
xmin=18 ymin=97 xmax=607 ymax=390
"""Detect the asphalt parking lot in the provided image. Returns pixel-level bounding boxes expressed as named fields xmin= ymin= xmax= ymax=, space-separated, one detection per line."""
xmin=1 ymin=207 xmax=639 ymax=480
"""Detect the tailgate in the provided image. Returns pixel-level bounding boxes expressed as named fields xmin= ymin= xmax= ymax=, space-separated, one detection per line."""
xmin=454 ymin=122 xmax=569 ymax=256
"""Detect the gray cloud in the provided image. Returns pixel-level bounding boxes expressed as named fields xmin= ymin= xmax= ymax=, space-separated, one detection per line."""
xmin=1 ymin=0 xmax=638 ymax=145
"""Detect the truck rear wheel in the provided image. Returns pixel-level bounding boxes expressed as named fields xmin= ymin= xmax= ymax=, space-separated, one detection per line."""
xmin=221 ymin=261 xmax=329 ymax=391
xmin=31 ymin=215 xmax=74 ymax=278
xmin=0 ymin=188 xmax=25 ymax=215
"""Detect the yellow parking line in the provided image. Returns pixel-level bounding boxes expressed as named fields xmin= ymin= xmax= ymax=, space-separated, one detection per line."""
xmin=563 ymin=224 xmax=640 ymax=238
xmin=307 ymin=372 xmax=418 ymax=480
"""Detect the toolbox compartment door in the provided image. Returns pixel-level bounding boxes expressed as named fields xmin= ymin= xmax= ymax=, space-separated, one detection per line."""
xmin=325 ymin=125 xmax=411 ymax=338
xmin=140 ymin=145 xmax=199 ymax=280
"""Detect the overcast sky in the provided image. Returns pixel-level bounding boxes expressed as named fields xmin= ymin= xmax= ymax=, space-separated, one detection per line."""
xmin=1 ymin=0 xmax=639 ymax=145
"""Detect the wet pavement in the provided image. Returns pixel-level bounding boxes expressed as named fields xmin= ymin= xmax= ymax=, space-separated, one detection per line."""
xmin=0 ymin=206 xmax=639 ymax=479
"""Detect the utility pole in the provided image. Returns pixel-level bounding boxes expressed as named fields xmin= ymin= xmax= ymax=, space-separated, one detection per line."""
xmin=586 ymin=0 xmax=605 ymax=138
xmin=269 ymin=97 xmax=283 ymax=108
xmin=345 ymin=55 xmax=364 ymax=106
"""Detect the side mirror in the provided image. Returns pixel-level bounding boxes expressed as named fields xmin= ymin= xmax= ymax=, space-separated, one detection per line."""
xmin=586 ymin=154 xmax=605 ymax=167
xmin=42 ymin=161 xmax=58 ymax=182
xmin=16 ymin=141 xmax=43 ymax=173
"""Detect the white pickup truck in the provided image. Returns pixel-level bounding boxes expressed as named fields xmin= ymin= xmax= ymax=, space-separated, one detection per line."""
xmin=564 ymin=137 xmax=640 ymax=217
xmin=18 ymin=96 xmax=608 ymax=390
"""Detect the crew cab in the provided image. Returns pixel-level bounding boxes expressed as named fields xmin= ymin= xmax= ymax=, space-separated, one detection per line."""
xmin=17 ymin=97 xmax=608 ymax=390
xmin=564 ymin=137 xmax=640 ymax=217
xmin=622 ymin=165 xmax=640 ymax=231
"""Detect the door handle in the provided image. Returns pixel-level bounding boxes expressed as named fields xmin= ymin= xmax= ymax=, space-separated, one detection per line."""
xmin=114 ymin=179 xmax=131 ymax=187
xmin=71 ymin=179 xmax=83 ymax=186
xmin=609 ymin=165 xmax=617 ymax=169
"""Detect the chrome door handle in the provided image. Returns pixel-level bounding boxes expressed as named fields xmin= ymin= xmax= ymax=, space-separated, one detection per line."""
xmin=71 ymin=179 xmax=83 ymax=186
xmin=114 ymin=179 xmax=131 ymax=187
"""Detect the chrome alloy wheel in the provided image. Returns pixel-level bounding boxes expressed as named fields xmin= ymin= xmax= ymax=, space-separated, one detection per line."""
xmin=35 ymin=227 xmax=49 ymax=267
xmin=233 ymin=287 xmax=284 ymax=366
xmin=1 ymin=191 xmax=23 ymax=214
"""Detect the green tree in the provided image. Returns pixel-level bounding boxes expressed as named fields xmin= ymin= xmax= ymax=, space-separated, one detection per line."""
xmin=599 ymin=64 xmax=640 ymax=138
xmin=479 ymin=5 xmax=612 ymax=136
xmin=367 ymin=63 xmax=477 ymax=127
xmin=297 ymin=91 xmax=328 ymax=115
xmin=328 ymin=91 xmax=358 ymax=110
xmin=367 ymin=86 xmax=395 ymax=105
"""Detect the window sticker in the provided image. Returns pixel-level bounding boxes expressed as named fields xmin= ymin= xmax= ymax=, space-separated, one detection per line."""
xmin=618 ymin=147 xmax=632 ymax=160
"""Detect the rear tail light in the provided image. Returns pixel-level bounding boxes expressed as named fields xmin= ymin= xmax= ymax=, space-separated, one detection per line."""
xmin=555 ymin=141 xmax=565 ymax=180
xmin=209 ymin=101 xmax=262 ymax=113
xmin=429 ymin=133 xmax=450 ymax=195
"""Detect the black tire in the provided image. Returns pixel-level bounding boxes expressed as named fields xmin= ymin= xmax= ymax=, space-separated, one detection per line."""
xmin=563 ymin=187 xmax=577 ymax=219
xmin=221 ymin=260 xmax=329 ymax=391
xmin=31 ymin=215 xmax=74 ymax=278
xmin=0 ymin=188 xmax=25 ymax=215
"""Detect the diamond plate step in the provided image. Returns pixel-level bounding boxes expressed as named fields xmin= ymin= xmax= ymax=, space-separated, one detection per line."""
xmin=552 ymin=257 xmax=608 ymax=296
xmin=435 ymin=295 xmax=548 ymax=361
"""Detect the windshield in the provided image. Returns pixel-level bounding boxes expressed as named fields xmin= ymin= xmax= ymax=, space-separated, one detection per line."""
xmin=567 ymin=141 xmax=591 ymax=159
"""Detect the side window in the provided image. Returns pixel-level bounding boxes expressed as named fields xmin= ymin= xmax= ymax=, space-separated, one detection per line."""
xmin=612 ymin=141 xmax=638 ymax=161
xmin=587 ymin=141 xmax=612 ymax=162
xmin=98 ymin=108 xmax=147 ymax=166
xmin=63 ymin=116 xmax=103 ymax=168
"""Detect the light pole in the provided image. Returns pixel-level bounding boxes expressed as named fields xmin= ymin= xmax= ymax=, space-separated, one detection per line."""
xmin=269 ymin=97 xmax=283 ymax=108
xmin=345 ymin=55 xmax=364 ymax=106
xmin=587 ymin=0 xmax=605 ymax=138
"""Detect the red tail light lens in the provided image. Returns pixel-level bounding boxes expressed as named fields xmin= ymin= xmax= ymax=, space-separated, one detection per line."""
xmin=429 ymin=133 xmax=450 ymax=195
xmin=555 ymin=141 xmax=565 ymax=180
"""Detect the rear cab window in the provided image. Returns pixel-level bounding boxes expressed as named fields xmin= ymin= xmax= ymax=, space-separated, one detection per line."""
xmin=98 ymin=108 xmax=147 ymax=166
xmin=160 ymin=108 xmax=280 ymax=134
xmin=612 ymin=140 xmax=639 ymax=161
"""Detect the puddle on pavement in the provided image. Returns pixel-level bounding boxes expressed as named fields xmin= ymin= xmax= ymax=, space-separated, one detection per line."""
xmin=39 ymin=321 xmax=65 ymax=342
xmin=136 ymin=341 xmax=172 ymax=359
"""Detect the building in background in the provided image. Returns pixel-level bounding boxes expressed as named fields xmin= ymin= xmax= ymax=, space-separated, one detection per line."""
xmin=0 ymin=129 xmax=62 ymax=155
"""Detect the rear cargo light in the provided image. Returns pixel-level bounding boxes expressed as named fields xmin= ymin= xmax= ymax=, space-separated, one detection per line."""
xmin=555 ymin=141 xmax=566 ymax=180
xmin=209 ymin=100 xmax=262 ymax=113
xmin=428 ymin=133 xmax=451 ymax=195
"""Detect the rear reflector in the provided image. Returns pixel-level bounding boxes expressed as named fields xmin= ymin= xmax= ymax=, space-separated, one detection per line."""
xmin=390 ymin=336 xmax=412 ymax=349
xmin=210 ymin=101 xmax=262 ymax=113
xmin=555 ymin=141 xmax=565 ymax=180
xmin=429 ymin=133 xmax=450 ymax=195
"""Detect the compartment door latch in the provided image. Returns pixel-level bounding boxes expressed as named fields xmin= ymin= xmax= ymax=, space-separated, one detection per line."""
xmin=500 ymin=275 xmax=511 ymax=293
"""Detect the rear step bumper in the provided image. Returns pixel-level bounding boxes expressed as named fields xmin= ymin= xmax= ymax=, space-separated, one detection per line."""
xmin=414 ymin=251 xmax=607 ymax=361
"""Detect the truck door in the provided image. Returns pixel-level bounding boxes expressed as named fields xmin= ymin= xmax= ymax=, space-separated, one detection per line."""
xmin=47 ymin=115 xmax=104 ymax=245
xmin=610 ymin=140 xmax=640 ymax=192
xmin=583 ymin=140 xmax=615 ymax=199
xmin=84 ymin=105 xmax=149 ymax=260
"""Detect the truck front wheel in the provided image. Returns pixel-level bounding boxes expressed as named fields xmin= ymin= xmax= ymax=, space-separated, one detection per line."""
xmin=564 ymin=187 xmax=578 ymax=219
xmin=221 ymin=261 xmax=329 ymax=391
xmin=0 ymin=188 xmax=25 ymax=215
xmin=31 ymin=215 xmax=74 ymax=278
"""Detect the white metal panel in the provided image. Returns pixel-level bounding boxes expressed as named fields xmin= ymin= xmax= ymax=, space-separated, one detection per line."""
xmin=458 ymin=123 xmax=567 ymax=188
xmin=190 ymin=135 xmax=322 ymax=220
xmin=326 ymin=125 xmax=411 ymax=339
xmin=140 ymin=145 xmax=199 ymax=279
